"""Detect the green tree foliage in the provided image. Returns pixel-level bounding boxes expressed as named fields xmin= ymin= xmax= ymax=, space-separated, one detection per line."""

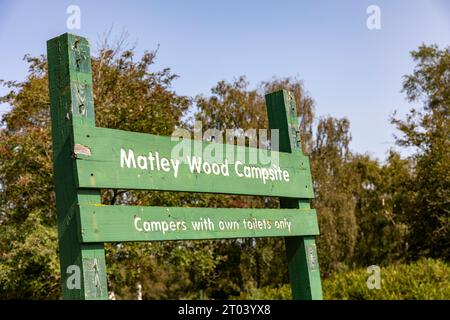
xmin=351 ymin=151 xmax=412 ymax=267
xmin=0 ymin=44 xmax=195 ymax=299
xmin=1 ymin=56 xmax=59 ymax=299
xmin=392 ymin=44 xmax=450 ymax=260
xmin=195 ymin=76 xmax=266 ymax=131
xmin=195 ymin=76 xmax=315 ymax=153
xmin=0 ymin=211 xmax=59 ymax=299
xmin=311 ymin=117 xmax=358 ymax=275
xmin=193 ymin=76 xmax=318 ymax=297
xmin=0 ymin=40 xmax=448 ymax=299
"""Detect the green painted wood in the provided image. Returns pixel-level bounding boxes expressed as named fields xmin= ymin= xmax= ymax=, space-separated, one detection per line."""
xmin=48 ymin=32 xmax=323 ymax=301
xmin=47 ymin=33 xmax=108 ymax=300
xmin=72 ymin=126 xmax=314 ymax=198
xmin=79 ymin=205 xmax=319 ymax=242
xmin=265 ymin=90 xmax=323 ymax=300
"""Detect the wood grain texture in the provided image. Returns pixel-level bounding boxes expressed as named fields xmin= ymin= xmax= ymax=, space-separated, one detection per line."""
xmin=48 ymin=33 xmax=108 ymax=300
xmin=79 ymin=205 xmax=319 ymax=242
xmin=265 ymin=90 xmax=323 ymax=300
xmin=48 ymin=32 xmax=322 ymax=301
xmin=73 ymin=125 xmax=315 ymax=198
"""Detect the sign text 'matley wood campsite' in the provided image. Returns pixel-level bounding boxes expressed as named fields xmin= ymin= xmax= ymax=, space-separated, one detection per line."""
xmin=48 ymin=33 xmax=323 ymax=300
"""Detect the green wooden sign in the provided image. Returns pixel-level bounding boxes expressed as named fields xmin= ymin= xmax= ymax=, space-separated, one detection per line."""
xmin=73 ymin=125 xmax=315 ymax=198
xmin=47 ymin=33 xmax=323 ymax=300
xmin=80 ymin=206 xmax=319 ymax=242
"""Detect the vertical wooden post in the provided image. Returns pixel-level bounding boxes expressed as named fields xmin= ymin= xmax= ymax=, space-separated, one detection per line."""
xmin=47 ymin=33 xmax=108 ymax=300
xmin=265 ymin=90 xmax=323 ymax=300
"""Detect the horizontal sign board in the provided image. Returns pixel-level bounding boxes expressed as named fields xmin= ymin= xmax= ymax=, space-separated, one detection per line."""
xmin=73 ymin=126 xmax=314 ymax=198
xmin=79 ymin=205 xmax=319 ymax=242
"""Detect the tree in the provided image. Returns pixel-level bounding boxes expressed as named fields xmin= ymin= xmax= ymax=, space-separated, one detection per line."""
xmin=310 ymin=117 xmax=358 ymax=275
xmin=193 ymin=76 xmax=317 ymax=296
xmin=351 ymin=151 xmax=412 ymax=267
xmin=195 ymin=76 xmax=315 ymax=153
xmin=0 ymin=42 xmax=195 ymax=299
xmin=392 ymin=44 xmax=450 ymax=260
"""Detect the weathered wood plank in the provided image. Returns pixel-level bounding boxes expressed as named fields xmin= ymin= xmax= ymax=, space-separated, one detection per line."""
xmin=48 ymin=31 xmax=322 ymax=301
xmin=48 ymin=33 xmax=108 ymax=300
xmin=73 ymin=126 xmax=315 ymax=198
xmin=79 ymin=205 xmax=319 ymax=242
xmin=265 ymin=90 xmax=323 ymax=300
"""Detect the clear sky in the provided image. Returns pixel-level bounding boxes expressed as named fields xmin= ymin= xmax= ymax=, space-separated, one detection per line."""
xmin=0 ymin=0 xmax=449 ymax=160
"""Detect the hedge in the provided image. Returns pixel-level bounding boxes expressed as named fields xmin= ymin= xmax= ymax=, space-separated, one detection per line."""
xmin=233 ymin=259 xmax=450 ymax=300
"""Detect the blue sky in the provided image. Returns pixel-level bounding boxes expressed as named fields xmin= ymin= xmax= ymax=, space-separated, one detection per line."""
xmin=1 ymin=0 xmax=449 ymax=160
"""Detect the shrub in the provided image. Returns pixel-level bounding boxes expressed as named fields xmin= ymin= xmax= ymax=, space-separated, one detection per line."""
xmin=232 ymin=259 xmax=450 ymax=300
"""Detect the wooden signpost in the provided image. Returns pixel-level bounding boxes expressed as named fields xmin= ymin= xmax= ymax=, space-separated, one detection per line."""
xmin=47 ymin=33 xmax=323 ymax=300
